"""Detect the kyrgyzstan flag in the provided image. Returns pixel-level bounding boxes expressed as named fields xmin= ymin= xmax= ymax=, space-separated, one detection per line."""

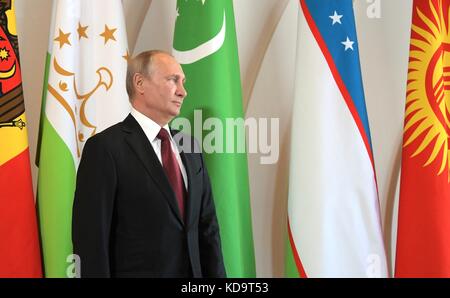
xmin=396 ymin=0 xmax=450 ymax=277
xmin=0 ymin=0 xmax=42 ymax=277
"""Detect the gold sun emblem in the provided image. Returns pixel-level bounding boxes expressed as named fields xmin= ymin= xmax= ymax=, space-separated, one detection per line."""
xmin=0 ymin=47 xmax=10 ymax=61
xmin=404 ymin=0 xmax=450 ymax=178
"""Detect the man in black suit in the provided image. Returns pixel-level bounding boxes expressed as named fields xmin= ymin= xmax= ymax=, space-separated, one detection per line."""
xmin=72 ymin=50 xmax=226 ymax=278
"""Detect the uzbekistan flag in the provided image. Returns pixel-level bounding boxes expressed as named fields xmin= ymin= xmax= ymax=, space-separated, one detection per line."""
xmin=285 ymin=0 xmax=388 ymax=277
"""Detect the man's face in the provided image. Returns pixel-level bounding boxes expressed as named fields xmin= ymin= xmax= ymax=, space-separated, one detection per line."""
xmin=138 ymin=54 xmax=187 ymax=125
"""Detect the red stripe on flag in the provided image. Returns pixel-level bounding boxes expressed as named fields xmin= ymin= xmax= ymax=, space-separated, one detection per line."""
xmin=287 ymin=218 xmax=308 ymax=278
xmin=0 ymin=148 xmax=42 ymax=278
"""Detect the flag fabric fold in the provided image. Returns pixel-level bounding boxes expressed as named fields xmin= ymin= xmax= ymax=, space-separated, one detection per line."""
xmin=37 ymin=0 xmax=130 ymax=277
xmin=285 ymin=0 xmax=388 ymax=277
xmin=396 ymin=0 xmax=450 ymax=277
xmin=0 ymin=0 xmax=42 ymax=277
xmin=173 ymin=0 xmax=256 ymax=277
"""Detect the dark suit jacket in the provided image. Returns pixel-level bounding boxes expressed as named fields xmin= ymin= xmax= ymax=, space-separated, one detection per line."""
xmin=72 ymin=114 xmax=226 ymax=278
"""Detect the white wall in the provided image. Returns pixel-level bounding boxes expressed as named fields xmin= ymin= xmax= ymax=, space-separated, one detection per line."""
xmin=14 ymin=0 xmax=413 ymax=277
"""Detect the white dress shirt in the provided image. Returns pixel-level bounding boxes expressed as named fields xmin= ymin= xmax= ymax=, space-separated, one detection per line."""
xmin=130 ymin=108 xmax=188 ymax=190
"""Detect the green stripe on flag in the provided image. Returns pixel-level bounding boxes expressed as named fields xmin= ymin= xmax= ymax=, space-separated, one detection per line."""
xmin=37 ymin=116 xmax=76 ymax=277
xmin=285 ymin=234 xmax=300 ymax=277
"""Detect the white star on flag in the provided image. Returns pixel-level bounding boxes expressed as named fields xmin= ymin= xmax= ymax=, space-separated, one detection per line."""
xmin=329 ymin=11 xmax=343 ymax=25
xmin=341 ymin=37 xmax=354 ymax=51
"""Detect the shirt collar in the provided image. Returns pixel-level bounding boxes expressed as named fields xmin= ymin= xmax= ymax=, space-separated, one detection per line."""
xmin=131 ymin=107 xmax=171 ymax=142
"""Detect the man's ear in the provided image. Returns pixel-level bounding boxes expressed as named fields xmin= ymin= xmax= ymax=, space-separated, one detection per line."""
xmin=134 ymin=73 xmax=145 ymax=95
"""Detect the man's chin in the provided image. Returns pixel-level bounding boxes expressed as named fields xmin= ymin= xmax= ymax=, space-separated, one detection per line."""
xmin=170 ymin=109 xmax=181 ymax=118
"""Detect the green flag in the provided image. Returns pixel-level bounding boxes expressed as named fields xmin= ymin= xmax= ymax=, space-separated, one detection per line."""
xmin=173 ymin=0 xmax=256 ymax=277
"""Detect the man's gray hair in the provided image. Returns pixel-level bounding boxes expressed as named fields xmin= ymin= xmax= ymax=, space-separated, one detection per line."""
xmin=126 ymin=50 xmax=173 ymax=100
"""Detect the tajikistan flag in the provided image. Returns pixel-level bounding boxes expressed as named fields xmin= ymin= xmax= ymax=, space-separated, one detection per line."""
xmin=36 ymin=0 xmax=130 ymax=277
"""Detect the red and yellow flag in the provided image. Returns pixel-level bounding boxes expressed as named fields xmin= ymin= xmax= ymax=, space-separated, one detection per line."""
xmin=0 ymin=0 xmax=42 ymax=277
xmin=396 ymin=0 xmax=450 ymax=277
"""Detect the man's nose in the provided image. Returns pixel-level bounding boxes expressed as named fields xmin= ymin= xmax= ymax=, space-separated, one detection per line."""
xmin=177 ymin=83 xmax=187 ymax=98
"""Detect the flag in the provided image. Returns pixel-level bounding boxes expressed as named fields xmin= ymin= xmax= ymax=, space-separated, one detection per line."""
xmin=396 ymin=0 xmax=450 ymax=277
xmin=173 ymin=0 xmax=256 ymax=277
xmin=285 ymin=0 xmax=388 ymax=277
xmin=37 ymin=0 xmax=130 ymax=277
xmin=0 ymin=0 xmax=42 ymax=277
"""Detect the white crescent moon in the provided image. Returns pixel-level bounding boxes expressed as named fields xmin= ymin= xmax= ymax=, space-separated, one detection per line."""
xmin=173 ymin=11 xmax=226 ymax=65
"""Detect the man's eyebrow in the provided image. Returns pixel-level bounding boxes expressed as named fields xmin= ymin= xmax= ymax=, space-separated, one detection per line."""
xmin=168 ymin=74 xmax=186 ymax=82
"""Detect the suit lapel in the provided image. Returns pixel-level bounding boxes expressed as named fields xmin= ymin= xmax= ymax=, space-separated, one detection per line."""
xmin=179 ymin=151 xmax=195 ymax=228
xmin=122 ymin=114 xmax=184 ymax=226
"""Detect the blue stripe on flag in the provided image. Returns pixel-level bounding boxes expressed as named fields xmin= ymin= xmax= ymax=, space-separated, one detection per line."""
xmin=304 ymin=0 xmax=372 ymax=150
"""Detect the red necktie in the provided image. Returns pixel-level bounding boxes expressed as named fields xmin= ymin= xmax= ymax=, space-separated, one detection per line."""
xmin=157 ymin=128 xmax=186 ymax=220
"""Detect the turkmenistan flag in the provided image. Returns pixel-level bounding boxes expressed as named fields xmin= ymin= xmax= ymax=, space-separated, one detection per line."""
xmin=173 ymin=0 xmax=256 ymax=277
xmin=0 ymin=0 xmax=42 ymax=277
xmin=37 ymin=0 xmax=130 ymax=277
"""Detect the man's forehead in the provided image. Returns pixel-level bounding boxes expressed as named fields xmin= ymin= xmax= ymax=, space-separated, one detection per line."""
xmin=153 ymin=54 xmax=184 ymax=75
xmin=154 ymin=53 xmax=179 ymax=66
